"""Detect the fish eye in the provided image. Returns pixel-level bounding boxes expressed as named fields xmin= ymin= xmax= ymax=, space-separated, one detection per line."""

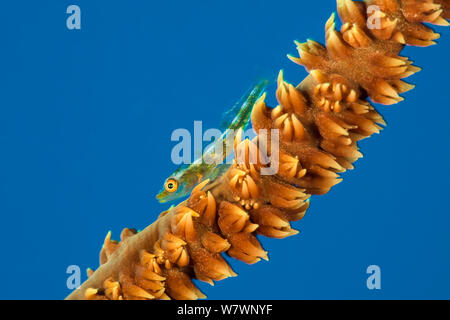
xmin=164 ymin=178 xmax=178 ymax=193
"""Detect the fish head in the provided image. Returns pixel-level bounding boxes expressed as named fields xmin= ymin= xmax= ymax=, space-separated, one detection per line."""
xmin=156 ymin=176 xmax=190 ymax=203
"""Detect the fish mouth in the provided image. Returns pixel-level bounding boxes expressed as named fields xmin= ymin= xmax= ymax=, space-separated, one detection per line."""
xmin=156 ymin=193 xmax=168 ymax=203
xmin=156 ymin=191 xmax=181 ymax=204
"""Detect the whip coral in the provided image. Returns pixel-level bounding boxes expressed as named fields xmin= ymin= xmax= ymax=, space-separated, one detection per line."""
xmin=66 ymin=0 xmax=450 ymax=300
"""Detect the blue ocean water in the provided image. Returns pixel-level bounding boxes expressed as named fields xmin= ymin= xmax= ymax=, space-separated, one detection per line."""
xmin=0 ymin=0 xmax=449 ymax=299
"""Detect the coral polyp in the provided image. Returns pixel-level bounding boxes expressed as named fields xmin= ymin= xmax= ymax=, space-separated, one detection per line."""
xmin=66 ymin=0 xmax=449 ymax=300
